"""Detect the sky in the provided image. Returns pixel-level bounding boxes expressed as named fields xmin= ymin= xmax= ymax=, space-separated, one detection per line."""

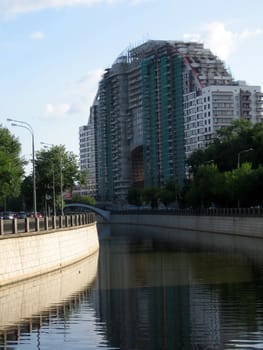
xmin=1 ymin=0 xmax=263 ymax=166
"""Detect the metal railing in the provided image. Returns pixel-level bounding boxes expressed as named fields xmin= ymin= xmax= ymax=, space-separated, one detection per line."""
xmin=111 ymin=207 xmax=263 ymax=217
xmin=0 ymin=212 xmax=96 ymax=236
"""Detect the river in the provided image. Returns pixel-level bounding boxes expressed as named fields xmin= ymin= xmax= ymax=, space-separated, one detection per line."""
xmin=1 ymin=224 xmax=263 ymax=349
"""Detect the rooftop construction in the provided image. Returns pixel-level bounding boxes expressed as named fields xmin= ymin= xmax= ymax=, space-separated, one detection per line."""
xmin=79 ymin=40 xmax=263 ymax=202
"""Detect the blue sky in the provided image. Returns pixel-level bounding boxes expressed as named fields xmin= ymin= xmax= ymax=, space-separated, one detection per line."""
xmin=1 ymin=0 xmax=263 ymax=165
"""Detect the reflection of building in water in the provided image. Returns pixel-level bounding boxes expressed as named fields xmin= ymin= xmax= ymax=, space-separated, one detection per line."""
xmin=96 ymin=241 xmax=192 ymax=349
xmin=189 ymin=285 xmax=221 ymax=347
xmin=96 ymin=240 xmax=256 ymax=350
xmin=0 ymin=251 xmax=99 ymax=345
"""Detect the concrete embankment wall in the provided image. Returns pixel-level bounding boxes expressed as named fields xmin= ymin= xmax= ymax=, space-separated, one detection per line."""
xmin=111 ymin=214 xmax=263 ymax=250
xmin=111 ymin=213 xmax=263 ymax=238
xmin=0 ymin=223 xmax=99 ymax=287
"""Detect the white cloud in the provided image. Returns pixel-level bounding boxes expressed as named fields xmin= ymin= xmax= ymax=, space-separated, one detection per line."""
xmin=238 ymin=28 xmax=263 ymax=40
xmin=44 ymin=68 xmax=104 ymax=118
xmin=183 ymin=33 xmax=201 ymax=42
xmin=77 ymin=68 xmax=104 ymax=105
xmin=203 ymin=22 xmax=234 ymax=60
xmin=78 ymin=68 xmax=104 ymax=86
xmin=184 ymin=21 xmax=263 ymax=61
xmin=0 ymin=0 xmax=134 ymax=19
xmin=30 ymin=31 xmax=45 ymax=40
xmin=46 ymin=103 xmax=71 ymax=117
xmin=129 ymin=0 xmax=151 ymax=4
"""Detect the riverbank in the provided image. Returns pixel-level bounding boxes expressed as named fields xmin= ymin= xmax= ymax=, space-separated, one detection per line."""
xmin=110 ymin=212 xmax=263 ymax=238
xmin=109 ymin=212 xmax=263 ymax=256
xmin=0 ymin=216 xmax=99 ymax=287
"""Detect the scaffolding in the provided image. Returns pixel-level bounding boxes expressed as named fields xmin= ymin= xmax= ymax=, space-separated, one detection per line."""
xmin=93 ymin=40 xmax=246 ymax=200
xmin=160 ymin=55 xmax=170 ymax=183
xmin=174 ymin=56 xmax=185 ymax=188
xmin=141 ymin=58 xmax=158 ymax=187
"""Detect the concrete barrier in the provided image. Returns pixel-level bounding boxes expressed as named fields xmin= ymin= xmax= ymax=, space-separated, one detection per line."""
xmin=110 ymin=213 xmax=263 ymax=257
xmin=0 ymin=222 xmax=99 ymax=286
xmin=111 ymin=213 xmax=263 ymax=239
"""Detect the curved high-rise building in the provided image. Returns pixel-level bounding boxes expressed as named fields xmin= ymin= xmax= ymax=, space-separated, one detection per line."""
xmin=80 ymin=40 xmax=263 ymax=202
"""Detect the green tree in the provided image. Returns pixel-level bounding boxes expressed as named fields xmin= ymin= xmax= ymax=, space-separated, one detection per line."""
xmin=185 ymin=163 xmax=222 ymax=208
xmin=142 ymin=187 xmax=159 ymax=209
xmin=223 ymin=162 xmax=253 ymax=208
xmin=248 ymin=166 xmax=263 ymax=206
xmin=20 ymin=175 xmax=34 ymax=211
xmin=184 ymin=120 xmax=263 ymax=208
xmin=127 ymin=188 xmax=142 ymax=206
xmin=35 ymin=145 xmax=81 ymax=211
xmin=186 ymin=149 xmax=206 ymax=176
xmin=69 ymin=194 xmax=96 ymax=205
xmin=158 ymin=188 xmax=174 ymax=208
xmin=0 ymin=126 xmax=24 ymax=209
xmin=251 ymin=122 xmax=263 ymax=167
xmin=77 ymin=169 xmax=90 ymax=188
xmin=187 ymin=119 xmax=255 ymax=174
xmin=159 ymin=179 xmax=180 ymax=208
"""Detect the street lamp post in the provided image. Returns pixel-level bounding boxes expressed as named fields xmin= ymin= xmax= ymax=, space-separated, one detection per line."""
xmin=52 ymin=164 xmax=56 ymax=216
xmin=7 ymin=118 xmax=37 ymax=217
xmin=237 ymin=148 xmax=253 ymax=168
xmin=40 ymin=142 xmax=63 ymax=216
xmin=40 ymin=142 xmax=57 ymax=216
xmin=60 ymin=158 xmax=64 ymax=216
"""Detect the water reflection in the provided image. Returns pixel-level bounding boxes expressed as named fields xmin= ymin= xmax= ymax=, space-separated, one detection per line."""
xmin=1 ymin=228 xmax=263 ymax=349
xmin=96 ymin=236 xmax=263 ymax=350
xmin=0 ymin=251 xmax=99 ymax=348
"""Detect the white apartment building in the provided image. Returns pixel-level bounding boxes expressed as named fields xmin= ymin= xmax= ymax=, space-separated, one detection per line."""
xmin=184 ymin=82 xmax=263 ymax=158
xmin=78 ymin=104 xmax=98 ymax=197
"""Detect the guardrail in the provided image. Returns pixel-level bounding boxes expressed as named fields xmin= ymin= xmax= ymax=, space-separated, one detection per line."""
xmin=111 ymin=207 xmax=263 ymax=217
xmin=0 ymin=212 xmax=96 ymax=235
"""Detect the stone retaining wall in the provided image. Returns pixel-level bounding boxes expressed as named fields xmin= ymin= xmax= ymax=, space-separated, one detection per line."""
xmin=0 ymin=223 xmax=99 ymax=286
xmin=111 ymin=213 xmax=263 ymax=239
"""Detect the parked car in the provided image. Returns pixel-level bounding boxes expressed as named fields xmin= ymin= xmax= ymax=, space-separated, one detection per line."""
xmin=28 ymin=212 xmax=43 ymax=218
xmin=3 ymin=211 xmax=15 ymax=220
xmin=16 ymin=211 xmax=27 ymax=219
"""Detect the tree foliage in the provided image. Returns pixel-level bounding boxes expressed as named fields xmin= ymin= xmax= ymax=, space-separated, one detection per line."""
xmin=142 ymin=187 xmax=159 ymax=208
xmin=34 ymin=145 xmax=81 ymax=210
xmin=68 ymin=194 xmax=96 ymax=206
xmin=127 ymin=120 xmax=263 ymax=209
xmin=0 ymin=126 xmax=24 ymax=207
xmin=187 ymin=119 xmax=255 ymax=174
xmin=159 ymin=179 xmax=180 ymax=207
xmin=184 ymin=120 xmax=263 ymax=208
xmin=127 ymin=188 xmax=142 ymax=206
xmin=127 ymin=178 xmax=180 ymax=208
xmin=185 ymin=164 xmax=223 ymax=208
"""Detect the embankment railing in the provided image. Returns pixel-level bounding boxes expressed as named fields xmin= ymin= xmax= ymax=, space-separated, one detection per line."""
xmin=111 ymin=207 xmax=263 ymax=217
xmin=0 ymin=212 xmax=96 ymax=235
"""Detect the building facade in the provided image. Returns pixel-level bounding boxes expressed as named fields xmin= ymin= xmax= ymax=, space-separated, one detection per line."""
xmin=79 ymin=40 xmax=263 ymax=202
xmin=78 ymin=101 xmax=98 ymax=197
xmin=184 ymin=83 xmax=263 ymax=158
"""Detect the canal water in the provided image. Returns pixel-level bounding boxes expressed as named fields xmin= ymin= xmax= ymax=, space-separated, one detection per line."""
xmin=1 ymin=226 xmax=263 ymax=349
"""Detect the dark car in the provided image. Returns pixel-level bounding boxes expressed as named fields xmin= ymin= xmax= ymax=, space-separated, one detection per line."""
xmin=16 ymin=211 xmax=27 ymax=219
xmin=3 ymin=211 xmax=15 ymax=220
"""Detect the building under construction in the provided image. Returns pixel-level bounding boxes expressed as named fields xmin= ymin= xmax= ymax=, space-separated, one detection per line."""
xmin=79 ymin=40 xmax=263 ymax=202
